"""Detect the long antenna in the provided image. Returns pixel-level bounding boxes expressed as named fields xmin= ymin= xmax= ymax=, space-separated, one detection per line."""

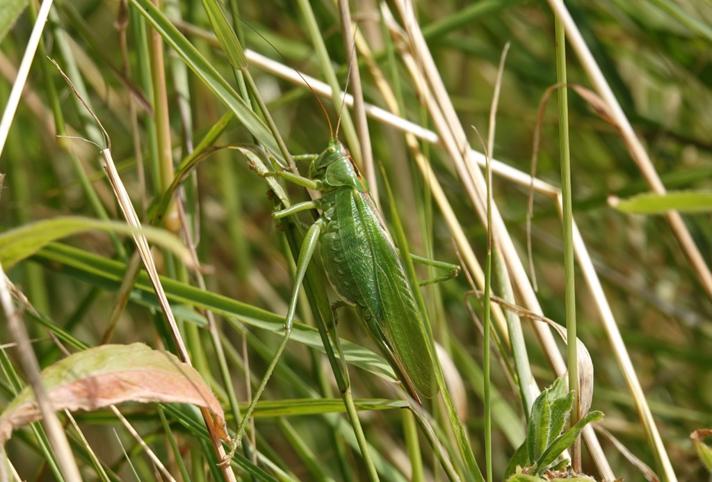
xmin=334 ymin=27 xmax=358 ymax=141
xmin=239 ymin=20 xmax=334 ymax=139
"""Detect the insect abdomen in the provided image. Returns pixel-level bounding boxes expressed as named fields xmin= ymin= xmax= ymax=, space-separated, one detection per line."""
xmin=320 ymin=190 xmax=381 ymax=324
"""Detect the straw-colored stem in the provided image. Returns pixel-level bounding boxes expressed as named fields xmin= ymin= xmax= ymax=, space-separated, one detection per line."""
xmin=149 ymin=0 xmax=179 ymax=231
xmin=337 ymin=0 xmax=377 ymax=204
xmin=0 ymin=0 xmax=54 ymax=156
xmin=0 ymin=266 xmax=82 ymax=482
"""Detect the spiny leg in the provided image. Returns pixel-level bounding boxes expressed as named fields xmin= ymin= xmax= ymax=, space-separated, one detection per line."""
xmin=228 ymin=218 xmax=324 ymax=457
xmin=262 ymin=169 xmax=322 ymax=191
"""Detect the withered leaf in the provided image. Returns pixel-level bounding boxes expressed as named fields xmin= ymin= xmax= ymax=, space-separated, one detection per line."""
xmin=0 ymin=343 xmax=226 ymax=444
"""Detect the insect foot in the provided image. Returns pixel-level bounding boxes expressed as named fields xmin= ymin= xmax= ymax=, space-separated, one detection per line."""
xmin=259 ymin=169 xmax=283 ymax=178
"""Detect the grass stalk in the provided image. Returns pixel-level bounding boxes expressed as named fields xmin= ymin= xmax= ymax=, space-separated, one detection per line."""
xmin=148 ymin=0 xmax=179 ymax=232
xmin=482 ymin=123 xmax=494 ymax=482
xmin=481 ymin=42 xmax=510 ymax=482
xmin=336 ymin=0 xmax=377 ymax=203
xmin=554 ymin=12 xmax=579 ymax=471
xmin=402 ymin=409 xmax=424 ymax=482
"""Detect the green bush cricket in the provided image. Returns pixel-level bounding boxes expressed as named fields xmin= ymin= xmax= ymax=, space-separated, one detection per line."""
xmin=277 ymin=139 xmax=440 ymax=393
xmin=234 ymin=138 xmax=445 ymax=414
xmin=231 ymin=53 xmax=460 ymax=456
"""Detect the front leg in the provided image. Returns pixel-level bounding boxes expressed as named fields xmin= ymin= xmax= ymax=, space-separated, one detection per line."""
xmin=263 ymin=169 xmax=323 ymax=191
xmin=292 ymin=153 xmax=319 ymax=163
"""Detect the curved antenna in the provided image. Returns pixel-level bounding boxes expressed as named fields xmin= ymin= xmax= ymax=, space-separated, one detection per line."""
xmin=239 ymin=20 xmax=334 ymax=139
xmin=334 ymin=27 xmax=358 ymax=141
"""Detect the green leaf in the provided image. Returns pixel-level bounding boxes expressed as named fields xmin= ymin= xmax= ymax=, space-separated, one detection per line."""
xmin=691 ymin=429 xmax=712 ymax=473
xmin=528 ymin=377 xmax=569 ymax=461
xmin=241 ymin=398 xmax=407 ymax=419
xmin=201 ymin=0 xmax=247 ymax=69
xmin=33 ymin=242 xmax=397 ymax=384
xmin=0 ymin=216 xmax=192 ymax=268
xmin=0 ymin=0 xmax=27 ymax=42
xmin=613 ymin=190 xmax=712 ymax=214
xmin=534 ymin=410 xmax=604 ymax=473
xmin=0 ymin=343 xmax=226 ymax=444
xmin=548 ymin=390 xmax=574 ymax=442
xmin=129 ymin=0 xmax=281 ymax=159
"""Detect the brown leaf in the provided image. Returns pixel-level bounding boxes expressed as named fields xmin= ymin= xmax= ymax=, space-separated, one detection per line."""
xmin=0 ymin=343 xmax=226 ymax=444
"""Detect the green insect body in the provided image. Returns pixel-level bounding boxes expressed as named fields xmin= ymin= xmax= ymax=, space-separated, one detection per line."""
xmin=309 ymin=140 xmax=437 ymax=399
xmin=234 ymin=139 xmax=440 ymax=449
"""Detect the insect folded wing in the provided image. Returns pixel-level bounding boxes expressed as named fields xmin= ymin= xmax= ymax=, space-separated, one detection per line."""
xmin=313 ymin=141 xmax=438 ymax=400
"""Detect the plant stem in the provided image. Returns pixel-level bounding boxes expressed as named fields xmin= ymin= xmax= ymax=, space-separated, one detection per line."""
xmin=554 ymin=8 xmax=579 ymax=472
xmin=483 ymin=126 xmax=494 ymax=482
xmin=148 ymin=0 xmax=179 ymax=232
xmin=402 ymin=409 xmax=424 ymax=482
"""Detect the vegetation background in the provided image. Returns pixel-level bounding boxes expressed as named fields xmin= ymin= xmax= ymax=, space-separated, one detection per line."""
xmin=0 ymin=0 xmax=711 ymax=481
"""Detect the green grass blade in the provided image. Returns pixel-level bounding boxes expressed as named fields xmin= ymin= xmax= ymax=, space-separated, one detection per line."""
xmin=0 ymin=0 xmax=27 ymax=42
xmin=613 ymin=190 xmax=712 ymax=214
xmin=129 ymin=0 xmax=281 ymax=159
xmin=238 ymin=398 xmax=407 ymax=419
xmin=0 ymin=216 xmax=191 ymax=268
